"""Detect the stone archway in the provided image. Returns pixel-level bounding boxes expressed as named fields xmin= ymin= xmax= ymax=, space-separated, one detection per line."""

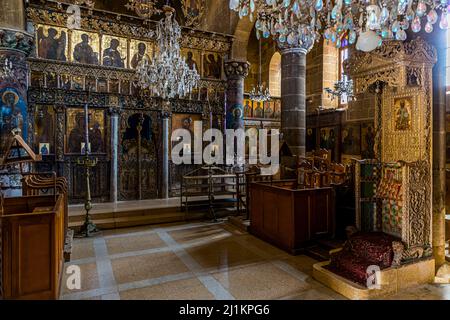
xmin=231 ymin=16 xmax=255 ymax=60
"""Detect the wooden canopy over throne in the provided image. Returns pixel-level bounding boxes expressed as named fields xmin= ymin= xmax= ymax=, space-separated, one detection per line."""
xmin=346 ymin=37 xmax=437 ymax=255
xmin=312 ymin=38 xmax=438 ymax=299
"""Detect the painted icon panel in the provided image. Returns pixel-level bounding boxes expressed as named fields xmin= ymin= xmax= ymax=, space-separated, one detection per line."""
xmin=71 ymin=30 xmax=100 ymax=65
xmin=130 ymin=40 xmax=153 ymax=69
xmin=102 ymin=35 xmax=128 ymax=68
xmin=36 ymin=24 xmax=68 ymax=61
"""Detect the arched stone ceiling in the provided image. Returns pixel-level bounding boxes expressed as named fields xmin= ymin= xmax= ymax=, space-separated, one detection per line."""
xmin=231 ymin=16 xmax=256 ymax=61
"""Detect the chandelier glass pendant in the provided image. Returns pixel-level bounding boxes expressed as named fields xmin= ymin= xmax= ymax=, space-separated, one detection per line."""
xmin=325 ymin=79 xmax=354 ymax=100
xmin=229 ymin=0 xmax=450 ymax=52
xmin=249 ymin=38 xmax=271 ymax=102
xmin=136 ymin=5 xmax=200 ymax=99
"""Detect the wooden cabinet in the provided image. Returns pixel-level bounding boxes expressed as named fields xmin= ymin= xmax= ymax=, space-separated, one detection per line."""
xmin=249 ymin=182 xmax=335 ymax=254
xmin=0 ymin=195 xmax=65 ymax=300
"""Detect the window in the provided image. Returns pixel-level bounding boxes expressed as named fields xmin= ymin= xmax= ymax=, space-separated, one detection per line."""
xmin=447 ymin=30 xmax=450 ymax=90
xmin=269 ymin=52 xmax=281 ymax=98
xmin=340 ymin=47 xmax=349 ymax=105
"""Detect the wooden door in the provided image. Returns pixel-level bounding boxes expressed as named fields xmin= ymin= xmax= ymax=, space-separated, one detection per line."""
xmin=119 ymin=112 xmax=159 ymax=200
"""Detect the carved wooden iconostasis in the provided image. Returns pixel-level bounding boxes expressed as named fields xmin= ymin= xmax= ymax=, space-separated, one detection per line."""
xmin=26 ymin=0 xmax=231 ymax=203
xmin=243 ymin=95 xmax=281 ymax=150
xmin=346 ymin=37 xmax=437 ymax=257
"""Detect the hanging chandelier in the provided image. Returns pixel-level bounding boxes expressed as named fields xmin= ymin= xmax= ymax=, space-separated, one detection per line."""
xmin=229 ymin=0 xmax=450 ymax=52
xmin=135 ymin=5 xmax=200 ymax=99
xmin=249 ymin=38 xmax=271 ymax=102
xmin=0 ymin=58 xmax=14 ymax=82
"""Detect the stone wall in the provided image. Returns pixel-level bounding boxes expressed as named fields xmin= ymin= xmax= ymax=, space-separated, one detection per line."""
xmin=306 ymin=40 xmax=340 ymax=114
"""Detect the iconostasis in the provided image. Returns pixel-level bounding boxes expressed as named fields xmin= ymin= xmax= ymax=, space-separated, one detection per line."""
xmin=25 ymin=1 xmax=232 ymax=203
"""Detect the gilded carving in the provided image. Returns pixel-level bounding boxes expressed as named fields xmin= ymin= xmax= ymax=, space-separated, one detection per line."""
xmin=382 ymin=90 xmax=428 ymax=163
xmin=26 ymin=6 xmax=231 ymax=53
xmin=125 ymin=0 xmax=160 ymax=19
xmin=346 ymin=37 xmax=437 ymax=95
xmin=404 ymin=161 xmax=432 ymax=249
xmin=181 ymin=0 xmax=205 ymax=28
xmin=349 ymin=38 xmax=435 ymax=257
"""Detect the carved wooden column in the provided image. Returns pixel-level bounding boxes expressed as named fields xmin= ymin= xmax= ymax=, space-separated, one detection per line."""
xmin=109 ymin=105 xmax=121 ymax=203
xmin=54 ymin=104 xmax=66 ymax=177
xmin=224 ymin=60 xmax=250 ymax=130
xmin=280 ymin=46 xmax=307 ymax=157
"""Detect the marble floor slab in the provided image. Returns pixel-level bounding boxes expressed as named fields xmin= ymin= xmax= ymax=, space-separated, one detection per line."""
xmin=61 ymin=221 xmax=450 ymax=300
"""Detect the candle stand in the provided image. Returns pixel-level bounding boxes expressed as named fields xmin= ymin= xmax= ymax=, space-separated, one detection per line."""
xmin=75 ymin=100 xmax=99 ymax=238
xmin=76 ymin=154 xmax=99 ymax=238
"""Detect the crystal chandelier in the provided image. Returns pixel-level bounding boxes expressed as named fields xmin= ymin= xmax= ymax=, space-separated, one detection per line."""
xmin=249 ymin=38 xmax=271 ymax=102
xmin=229 ymin=0 xmax=450 ymax=52
xmin=325 ymin=79 xmax=354 ymax=101
xmin=135 ymin=5 xmax=200 ymax=99
xmin=0 ymin=58 xmax=14 ymax=82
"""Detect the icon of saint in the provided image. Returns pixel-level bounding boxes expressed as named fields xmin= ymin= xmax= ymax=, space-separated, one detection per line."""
xmin=131 ymin=43 xmax=150 ymax=69
xmin=395 ymin=101 xmax=411 ymax=131
xmin=103 ymin=38 xmax=125 ymax=68
xmin=185 ymin=51 xmax=198 ymax=71
xmin=73 ymin=33 xmax=99 ymax=65
xmin=37 ymin=27 xmax=67 ymax=61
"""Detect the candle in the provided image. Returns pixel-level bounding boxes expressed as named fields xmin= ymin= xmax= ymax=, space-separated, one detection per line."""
xmin=84 ymin=103 xmax=90 ymax=155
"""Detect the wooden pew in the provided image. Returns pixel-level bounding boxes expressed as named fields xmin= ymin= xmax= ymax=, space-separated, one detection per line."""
xmin=0 ymin=194 xmax=65 ymax=300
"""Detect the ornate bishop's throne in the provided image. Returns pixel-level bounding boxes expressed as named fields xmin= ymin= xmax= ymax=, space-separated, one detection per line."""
xmin=314 ymin=38 xmax=438 ymax=298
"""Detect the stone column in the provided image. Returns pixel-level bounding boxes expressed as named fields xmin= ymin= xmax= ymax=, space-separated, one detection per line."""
xmin=0 ymin=8 xmax=33 ymax=143
xmin=280 ymin=47 xmax=307 ymax=157
xmin=430 ymin=29 xmax=447 ymax=270
xmin=0 ymin=0 xmax=26 ymax=30
xmin=109 ymin=106 xmax=121 ymax=203
xmin=224 ymin=60 xmax=250 ymax=130
xmin=0 ymin=1 xmax=34 ymax=195
xmin=161 ymin=108 xmax=171 ymax=199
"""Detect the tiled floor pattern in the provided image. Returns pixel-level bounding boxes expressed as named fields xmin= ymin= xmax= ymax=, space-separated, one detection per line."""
xmin=61 ymin=222 xmax=450 ymax=300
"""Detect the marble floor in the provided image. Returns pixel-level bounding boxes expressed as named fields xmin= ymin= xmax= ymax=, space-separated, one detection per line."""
xmin=61 ymin=221 xmax=450 ymax=300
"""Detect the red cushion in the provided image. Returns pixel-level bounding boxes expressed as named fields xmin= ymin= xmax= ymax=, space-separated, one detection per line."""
xmin=325 ymin=251 xmax=372 ymax=286
xmin=325 ymin=232 xmax=401 ymax=286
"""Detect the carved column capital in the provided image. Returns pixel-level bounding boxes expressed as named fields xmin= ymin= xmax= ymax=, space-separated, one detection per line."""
xmin=0 ymin=28 xmax=34 ymax=57
xmin=277 ymin=38 xmax=312 ymax=55
xmin=53 ymin=104 xmax=66 ymax=114
xmin=108 ymin=105 xmax=123 ymax=116
xmin=160 ymin=100 xmax=172 ymax=119
xmin=224 ymin=60 xmax=250 ymax=79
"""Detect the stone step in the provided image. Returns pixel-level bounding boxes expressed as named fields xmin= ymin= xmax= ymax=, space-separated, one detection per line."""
xmin=69 ymin=198 xmax=239 ymax=232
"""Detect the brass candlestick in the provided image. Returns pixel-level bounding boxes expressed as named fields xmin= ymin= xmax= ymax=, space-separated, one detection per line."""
xmin=76 ymin=155 xmax=99 ymax=237
xmin=76 ymin=98 xmax=99 ymax=238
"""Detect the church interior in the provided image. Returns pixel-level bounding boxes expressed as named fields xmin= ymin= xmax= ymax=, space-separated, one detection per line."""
xmin=1 ymin=0 xmax=450 ymax=302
